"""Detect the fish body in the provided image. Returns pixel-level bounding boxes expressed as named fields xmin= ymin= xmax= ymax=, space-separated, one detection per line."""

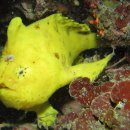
xmin=0 ymin=14 xmax=113 ymax=126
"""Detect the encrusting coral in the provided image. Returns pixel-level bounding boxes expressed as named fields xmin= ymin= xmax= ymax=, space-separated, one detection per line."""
xmin=0 ymin=13 xmax=114 ymax=127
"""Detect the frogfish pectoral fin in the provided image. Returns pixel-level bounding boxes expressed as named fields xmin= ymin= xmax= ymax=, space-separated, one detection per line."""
xmin=68 ymin=51 xmax=114 ymax=82
xmin=30 ymin=102 xmax=58 ymax=128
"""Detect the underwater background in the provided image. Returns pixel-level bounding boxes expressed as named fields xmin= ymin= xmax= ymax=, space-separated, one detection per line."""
xmin=0 ymin=0 xmax=130 ymax=130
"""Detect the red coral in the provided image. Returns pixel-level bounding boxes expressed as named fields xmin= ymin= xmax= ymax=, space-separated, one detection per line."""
xmin=124 ymin=101 xmax=130 ymax=110
xmin=78 ymin=82 xmax=113 ymax=106
xmin=94 ymin=82 xmax=114 ymax=94
xmin=54 ymin=112 xmax=78 ymax=130
xmin=75 ymin=108 xmax=105 ymax=130
xmin=115 ymin=18 xmax=129 ymax=29
xmin=111 ymin=80 xmax=130 ymax=106
xmin=104 ymin=109 xmax=120 ymax=128
xmin=84 ymin=0 xmax=99 ymax=9
xmin=115 ymin=4 xmax=130 ymax=29
xmin=69 ymin=77 xmax=114 ymax=106
xmin=58 ymin=112 xmax=78 ymax=124
xmin=69 ymin=77 xmax=92 ymax=98
xmin=77 ymin=90 xmax=96 ymax=106
xmin=90 ymin=92 xmax=112 ymax=121
xmin=56 ymin=66 xmax=130 ymax=130
xmin=69 ymin=77 xmax=95 ymax=106
xmin=115 ymin=4 xmax=126 ymax=14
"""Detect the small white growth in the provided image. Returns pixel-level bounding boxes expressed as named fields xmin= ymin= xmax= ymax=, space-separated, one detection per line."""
xmin=4 ymin=54 xmax=15 ymax=62
xmin=73 ymin=0 xmax=80 ymax=6
xmin=115 ymin=101 xmax=125 ymax=109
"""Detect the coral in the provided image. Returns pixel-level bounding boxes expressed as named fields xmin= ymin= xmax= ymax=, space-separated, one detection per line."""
xmin=75 ymin=109 xmax=106 ymax=130
xmin=84 ymin=0 xmax=130 ymax=46
xmin=55 ymin=65 xmax=130 ymax=129
xmin=55 ymin=109 xmax=106 ymax=130
xmin=111 ymin=81 xmax=130 ymax=104
xmin=90 ymin=92 xmax=112 ymax=121
xmin=69 ymin=77 xmax=114 ymax=106
xmin=84 ymin=0 xmax=99 ymax=9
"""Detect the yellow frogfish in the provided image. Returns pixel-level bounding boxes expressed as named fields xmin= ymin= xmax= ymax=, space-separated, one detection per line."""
xmin=0 ymin=13 xmax=113 ymax=127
